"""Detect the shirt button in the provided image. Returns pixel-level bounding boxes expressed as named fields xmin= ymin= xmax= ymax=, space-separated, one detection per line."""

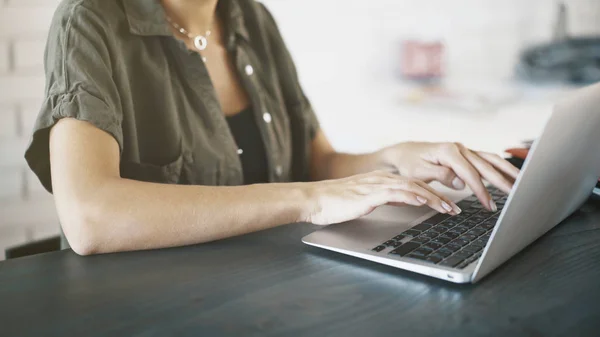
xmin=263 ymin=112 xmax=272 ymax=124
xmin=275 ymin=165 xmax=283 ymax=176
xmin=245 ymin=64 xmax=254 ymax=76
xmin=237 ymin=148 xmax=243 ymax=155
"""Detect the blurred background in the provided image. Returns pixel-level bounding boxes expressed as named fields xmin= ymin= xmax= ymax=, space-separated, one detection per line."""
xmin=0 ymin=0 xmax=599 ymax=259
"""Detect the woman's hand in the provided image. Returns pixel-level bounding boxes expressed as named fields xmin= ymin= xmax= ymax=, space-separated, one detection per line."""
xmin=301 ymin=170 xmax=461 ymax=226
xmin=378 ymin=142 xmax=520 ymax=211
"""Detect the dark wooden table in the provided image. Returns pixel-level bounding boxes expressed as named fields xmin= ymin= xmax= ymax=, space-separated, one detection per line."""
xmin=2 ymin=202 xmax=600 ymax=337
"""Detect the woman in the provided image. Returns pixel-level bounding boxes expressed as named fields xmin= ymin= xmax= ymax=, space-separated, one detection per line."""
xmin=25 ymin=0 xmax=519 ymax=255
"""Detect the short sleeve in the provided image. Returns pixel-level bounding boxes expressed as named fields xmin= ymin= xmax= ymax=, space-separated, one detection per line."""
xmin=24 ymin=2 xmax=123 ymax=193
xmin=258 ymin=3 xmax=320 ymax=140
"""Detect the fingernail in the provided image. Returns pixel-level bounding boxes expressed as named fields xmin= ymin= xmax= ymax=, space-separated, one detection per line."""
xmin=454 ymin=205 xmax=462 ymax=214
xmin=416 ymin=196 xmax=427 ymax=204
xmin=489 ymin=200 xmax=498 ymax=212
xmin=441 ymin=202 xmax=453 ymax=212
xmin=452 ymin=177 xmax=465 ymax=189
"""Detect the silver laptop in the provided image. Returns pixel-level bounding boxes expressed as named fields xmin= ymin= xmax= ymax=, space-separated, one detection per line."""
xmin=302 ymin=82 xmax=600 ymax=284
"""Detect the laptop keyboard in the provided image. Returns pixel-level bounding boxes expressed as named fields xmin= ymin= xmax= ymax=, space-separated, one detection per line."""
xmin=371 ymin=187 xmax=507 ymax=269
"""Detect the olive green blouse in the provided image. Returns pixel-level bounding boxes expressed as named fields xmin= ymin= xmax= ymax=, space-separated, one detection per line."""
xmin=25 ymin=0 xmax=320 ymax=193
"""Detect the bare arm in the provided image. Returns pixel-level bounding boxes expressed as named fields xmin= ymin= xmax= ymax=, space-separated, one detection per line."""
xmin=309 ymin=130 xmax=387 ymax=180
xmin=51 ymin=118 xmax=307 ymax=255
xmin=51 ymin=119 xmax=457 ymax=256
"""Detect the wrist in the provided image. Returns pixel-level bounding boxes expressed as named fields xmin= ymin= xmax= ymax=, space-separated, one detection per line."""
xmin=375 ymin=145 xmax=399 ymax=172
xmin=282 ymin=182 xmax=317 ymax=224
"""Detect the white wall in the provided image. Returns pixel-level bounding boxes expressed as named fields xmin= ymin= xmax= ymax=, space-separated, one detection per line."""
xmin=0 ymin=0 xmax=61 ymax=258
xmin=263 ymin=0 xmax=600 ymax=152
xmin=0 ymin=0 xmax=598 ymax=258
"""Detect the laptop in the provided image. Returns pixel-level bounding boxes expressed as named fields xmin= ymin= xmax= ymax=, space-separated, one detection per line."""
xmin=302 ymin=82 xmax=600 ymax=284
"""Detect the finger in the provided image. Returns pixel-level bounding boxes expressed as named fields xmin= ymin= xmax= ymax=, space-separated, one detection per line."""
xmin=438 ymin=143 xmax=492 ymax=210
xmin=476 ymin=151 xmax=520 ymax=180
xmin=357 ymin=170 xmax=400 ymax=185
xmin=412 ymin=179 xmax=462 ymax=214
xmin=462 ymin=149 xmax=513 ymax=195
xmin=365 ymin=173 xmax=460 ymax=214
xmin=394 ymin=180 xmax=458 ymax=214
xmin=371 ymin=189 xmax=443 ymax=213
xmin=424 ymin=163 xmax=465 ymax=190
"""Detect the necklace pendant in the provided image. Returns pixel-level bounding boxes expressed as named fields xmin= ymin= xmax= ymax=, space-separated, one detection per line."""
xmin=193 ymin=36 xmax=208 ymax=51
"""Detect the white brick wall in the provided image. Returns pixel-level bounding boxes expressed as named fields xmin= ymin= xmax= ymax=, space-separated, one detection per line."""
xmin=0 ymin=0 xmax=598 ymax=259
xmin=0 ymin=0 xmax=60 ymax=260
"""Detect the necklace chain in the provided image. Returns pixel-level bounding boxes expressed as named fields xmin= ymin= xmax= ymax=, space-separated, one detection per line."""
xmin=165 ymin=15 xmax=212 ymax=51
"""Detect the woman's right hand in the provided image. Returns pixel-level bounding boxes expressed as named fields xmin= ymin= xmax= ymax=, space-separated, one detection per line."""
xmin=301 ymin=170 xmax=461 ymax=226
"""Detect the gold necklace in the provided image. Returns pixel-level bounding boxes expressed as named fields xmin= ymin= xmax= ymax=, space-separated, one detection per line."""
xmin=165 ymin=16 xmax=212 ymax=51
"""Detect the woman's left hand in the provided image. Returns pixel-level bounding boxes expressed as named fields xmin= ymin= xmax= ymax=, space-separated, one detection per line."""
xmin=378 ymin=142 xmax=520 ymax=211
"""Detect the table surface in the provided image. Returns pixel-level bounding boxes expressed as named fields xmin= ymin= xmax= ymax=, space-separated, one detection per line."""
xmin=1 ymin=200 xmax=600 ymax=337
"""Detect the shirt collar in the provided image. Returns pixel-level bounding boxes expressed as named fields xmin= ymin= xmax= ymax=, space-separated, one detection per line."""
xmin=122 ymin=0 xmax=251 ymax=45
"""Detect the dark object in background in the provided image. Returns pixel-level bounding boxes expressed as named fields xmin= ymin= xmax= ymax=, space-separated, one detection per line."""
xmin=5 ymin=236 xmax=61 ymax=259
xmin=505 ymin=144 xmax=600 ymax=200
xmin=516 ymin=2 xmax=600 ymax=85
xmin=516 ymin=37 xmax=600 ymax=85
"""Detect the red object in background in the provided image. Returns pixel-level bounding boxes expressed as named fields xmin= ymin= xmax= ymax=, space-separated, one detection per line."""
xmin=505 ymin=147 xmax=600 ymax=182
xmin=400 ymin=40 xmax=445 ymax=79
xmin=505 ymin=148 xmax=530 ymax=160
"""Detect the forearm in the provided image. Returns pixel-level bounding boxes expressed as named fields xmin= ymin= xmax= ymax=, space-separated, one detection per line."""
xmin=313 ymin=150 xmax=392 ymax=180
xmin=59 ymin=179 xmax=308 ymax=255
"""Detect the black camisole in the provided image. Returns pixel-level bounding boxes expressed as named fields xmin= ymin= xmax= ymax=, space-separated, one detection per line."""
xmin=225 ymin=107 xmax=269 ymax=184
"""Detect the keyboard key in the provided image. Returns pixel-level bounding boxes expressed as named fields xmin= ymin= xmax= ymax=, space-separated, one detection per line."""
xmin=464 ymin=195 xmax=479 ymax=202
xmin=402 ymin=229 xmax=421 ymax=237
xmin=491 ymin=190 xmax=504 ymax=197
xmin=383 ymin=240 xmax=396 ymax=247
xmin=452 ymin=213 xmax=471 ymax=222
xmin=453 ymin=250 xmax=474 ymax=260
xmin=464 ymin=255 xmax=479 ymax=265
xmin=439 ymin=256 xmax=464 ymax=268
xmin=470 ymin=214 xmax=488 ymax=222
xmin=468 ymin=228 xmax=486 ymax=237
xmin=457 ymin=261 xmax=471 ymax=269
xmin=435 ymin=249 xmax=453 ymax=257
xmin=445 ymin=219 xmax=462 ymax=226
xmin=411 ymin=247 xmax=434 ymax=257
xmin=452 ymin=226 xmax=469 ymax=234
xmin=427 ymin=228 xmax=445 ymax=235
xmin=406 ymin=252 xmax=429 ymax=260
xmin=390 ymin=241 xmax=404 ymax=248
xmin=411 ymin=223 xmax=432 ymax=231
xmin=393 ymin=235 xmax=406 ymax=241
xmin=461 ymin=234 xmax=477 ymax=242
xmin=420 ymin=232 xmax=439 ymax=240
xmin=462 ymin=207 xmax=479 ymax=214
xmin=372 ymin=245 xmax=386 ymax=252
xmin=479 ymin=222 xmax=496 ymax=230
xmin=456 ymin=200 xmax=473 ymax=210
xmin=450 ymin=238 xmax=470 ymax=247
xmin=409 ymin=237 xmax=430 ymax=244
xmin=462 ymin=245 xmax=482 ymax=254
xmin=423 ymin=213 xmax=451 ymax=225
xmin=435 ymin=224 xmax=453 ymax=231
xmin=389 ymin=242 xmax=420 ymax=256
xmin=444 ymin=243 xmax=462 ymax=252
xmin=423 ymin=241 xmax=443 ymax=250
xmin=432 ymin=237 xmax=451 ymax=245
xmin=470 ymin=203 xmax=484 ymax=209
xmin=462 ymin=218 xmax=480 ymax=227
xmin=471 ymin=238 xmax=488 ymax=248
xmin=426 ymin=254 xmax=444 ymax=264
xmin=441 ymin=232 xmax=459 ymax=239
